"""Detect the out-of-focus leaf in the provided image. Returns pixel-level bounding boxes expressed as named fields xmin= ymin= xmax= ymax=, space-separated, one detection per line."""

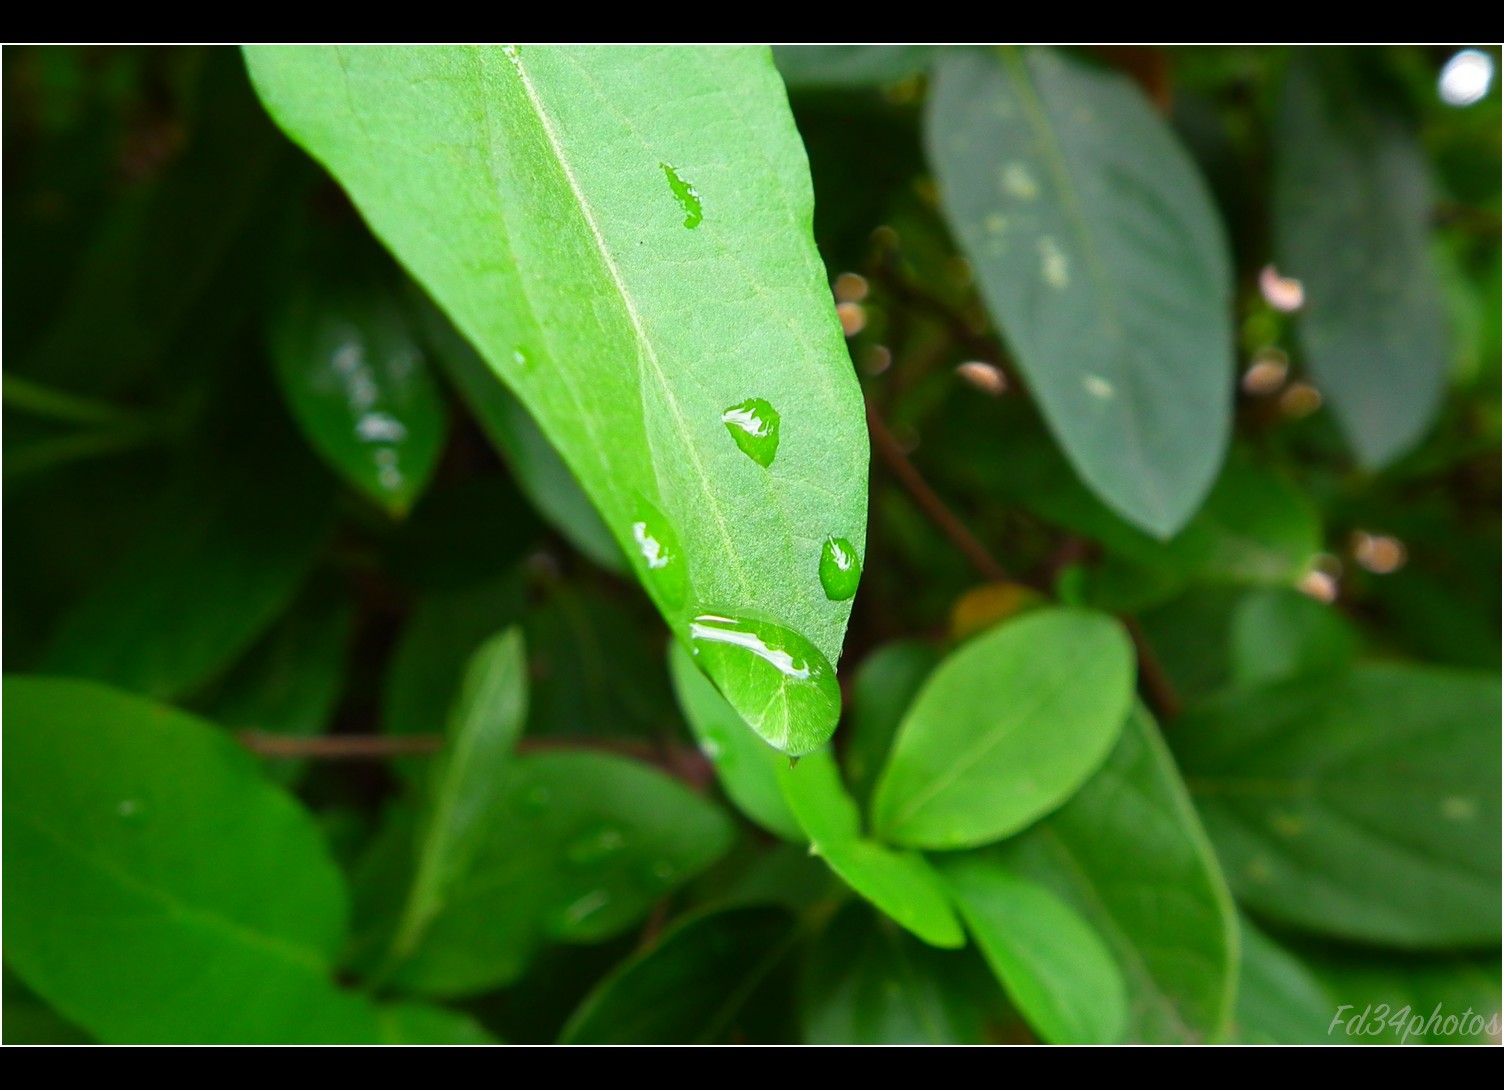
xmin=669 ymin=641 xmax=801 ymax=841
xmin=996 ymin=706 xmax=1238 ymax=1043
xmin=800 ymin=901 xmax=986 ymax=1045
xmin=872 ymin=608 xmax=1134 ymax=850
xmin=246 ymin=45 xmax=869 ymax=756
xmin=1229 ymin=586 xmax=1357 ymax=688
xmin=2 ymin=968 xmax=91 ymax=1045
xmin=1234 ymin=920 xmax=1345 ymax=1045
xmin=778 ymin=754 xmax=964 ymax=949
xmin=3 ymin=678 xmax=379 ymax=1044
xmin=844 ymin=640 xmax=937 ymax=807
xmin=939 ymin=856 xmax=1127 ymax=1044
xmin=774 ymin=45 xmax=937 ymax=89
xmin=1311 ymin=951 xmax=1501 ymax=1046
xmin=381 ymin=475 xmax=542 ymax=592
xmin=376 ymin=1002 xmax=498 ymax=1044
xmin=559 ymin=905 xmax=798 ymax=1044
xmin=1175 ymin=665 xmax=1501 ymax=949
xmin=382 ymin=751 xmax=734 ymax=997
xmin=1275 ymin=48 xmax=1449 ymax=466
xmin=927 ymin=46 xmax=1233 ymax=537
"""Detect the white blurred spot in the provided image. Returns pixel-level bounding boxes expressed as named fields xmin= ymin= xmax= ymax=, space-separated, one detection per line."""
xmin=1298 ymin=569 xmax=1338 ymax=604
xmin=956 ymin=361 xmax=1008 ymax=396
xmin=1242 ymin=347 xmax=1289 ymax=395
xmin=1352 ymin=530 xmax=1407 ymax=574
xmin=1439 ymin=49 xmax=1494 ymax=107
xmin=1280 ymin=382 xmax=1323 ymax=418
xmin=1082 ymin=374 xmax=1114 ymax=399
xmin=837 ymin=302 xmax=866 ymax=337
xmin=1260 ymin=264 xmax=1305 ymax=312
xmin=355 ymin=412 xmax=408 ymax=443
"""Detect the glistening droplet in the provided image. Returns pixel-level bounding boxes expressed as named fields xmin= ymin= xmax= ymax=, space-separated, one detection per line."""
xmin=819 ymin=537 xmax=862 ymax=601
xmin=720 ymin=398 xmax=781 ymax=467
xmin=661 ymin=163 xmax=703 ymax=229
xmin=629 ymin=500 xmax=687 ymax=607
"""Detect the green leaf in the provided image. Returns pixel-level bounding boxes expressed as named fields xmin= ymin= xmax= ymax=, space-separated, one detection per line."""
xmin=416 ymin=296 xmax=625 ymax=573
xmin=2 ymin=678 xmax=379 ymax=1044
xmin=774 ymin=45 xmax=937 ymax=89
xmin=376 ymin=1002 xmax=498 ymax=1045
xmin=801 ymin=901 xmax=989 ymax=1045
xmin=270 ymin=239 xmax=446 ymax=516
xmin=245 ymin=45 xmax=869 ymax=755
xmin=1229 ymin=587 xmax=1356 ymax=689
xmin=927 ymin=46 xmax=1233 ymax=537
xmin=195 ymin=573 xmax=353 ymax=786
xmin=1274 ymin=48 xmax=1449 ymax=466
xmin=1175 ymin=664 xmax=1502 ymax=948
xmin=939 ymin=856 xmax=1127 ymax=1044
xmin=2 ymin=969 xmax=90 ymax=1045
xmin=994 ymin=705 xmax=1239 ymax=1043
xmin=872 ymin=608 xmax=1134 ymax=850
xmin=1234 ymin=920 xmax=1345 ymax=1045
xmin=669 ymin=641 xmax=801 ymax=841
xmin=778 ymin=755 xmax=964 ymax=949
xmin=844 ymin=640 xmax=938 ymax=807
xmin=559 ymin=905 xmax=798 ymax=1044
xmin=1309 ymin=952 xmax=1501 ymax=1046
xmin=388 ymin=628 xmax=528 ymax=966
xmin=387 ymin=751 xmax=734 ymax=996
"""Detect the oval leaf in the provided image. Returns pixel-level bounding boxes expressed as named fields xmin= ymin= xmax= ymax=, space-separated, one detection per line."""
xmin=927 ymin=46 xmax=1233 ymax=537
xmin=244 ymin=45 xmax=869 ymax=755
xmin=872 ymin=608 xmax=1134 ymax=850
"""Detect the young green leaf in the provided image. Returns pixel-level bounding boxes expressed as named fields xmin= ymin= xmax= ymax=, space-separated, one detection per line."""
xmin=384 ymin=751 xmax=734 ymax=997
xmin=1175 ymin=664 xmax=1502 ymax=948
xmin=245 ymin=45 xmax=869 ymax=755
xmin=669 ymin=641 xmax=802 ymax=841
xmin=560 ymin=905 xmax=799 ymax=1044
xmin=778 ymin=755 xmax=965 ymax=948
xmin=3 ymin=678 xmax=379 ymax=1044
xmin=388 ymin=628 xmax=529 ymax=966
xmin=801 ymin=901 xmax=988 ymax=1045
xmin=939 ymin=857 xmax=1127 ymax=1044
xmin=927 ymin=46 xmax=1233 ymax=538
xmin=270 ymin=254 xmax=446 ymax=517
xmin=872 ymin=608 xmax=1134 ymax=850
xmin=1274 ymin=49 xmax=1449 ymax=467
xmin=995 ymin=705 xmax=1239 ymax=1043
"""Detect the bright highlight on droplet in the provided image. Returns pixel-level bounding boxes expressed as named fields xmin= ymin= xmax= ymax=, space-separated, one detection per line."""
xmin=720 ymin=397 xmax=781 ymax=468
xmin=1439 ymin=49 xmax=1494 ymax=107
xmin=819 ymin=537 xmax=862 ymax=601
xmin=1260 ymin=264 xmax=1305 ymax=312
xmin=628 ymin=501 xmax=687 ymax=607
xmin=955 ymin=361 xmax=1007 ymax=396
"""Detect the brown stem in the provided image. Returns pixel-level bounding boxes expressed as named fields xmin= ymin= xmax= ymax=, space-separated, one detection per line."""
xmin=1121 ymin=615 xmax=1183 ymax=722
xmin=865 ymin=400 xmax=1010 ymax=583
xmin=238 ymin=731 xmax=443 ymax=758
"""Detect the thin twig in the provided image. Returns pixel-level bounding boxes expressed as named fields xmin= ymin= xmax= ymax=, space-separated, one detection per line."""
xmin=237 ymin=731 xmax=443 ymax=758
xmin=866 ymin=400 xmax=1010 ymax=583
xmin=1121 ymin=615 xmax=1183 ymax=721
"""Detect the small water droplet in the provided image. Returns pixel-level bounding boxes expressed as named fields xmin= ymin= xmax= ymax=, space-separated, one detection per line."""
xmin=720 ymin=398 xmax=781 ymax=467
xmin=1001 ymin=162 xmax=1039 ymax=200
xmin=355 ymin=412 xmax=407 ymax=443
xmin=1082 ymin=374 xmax=1114 ymax=400
xmin=556 ymin=889 xmax=611 ymax=932
xmin=629 ymin=500 xmax=687 ymax=608
xmin=819 ymin=537 xmax=862 ymax=601
xmin=687 ymin=613 xmax=840 ymax=756
xmin=566 ymin=825 xmax=627 ymax=866
xmin=511 ymin=346 xmax=530 ymax=369
xmin=660 ymin=162 xmax=703 ymax=229
xmin=1038 ymin=236 xmax=1069 ymax=289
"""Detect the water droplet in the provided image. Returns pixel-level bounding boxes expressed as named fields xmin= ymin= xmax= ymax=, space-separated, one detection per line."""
xmin=788 ymin=756 xmax=801 ymax=770
xmin=1082 ymin=374 xmax=1114 ymax=400
xmin=566 ymin=825 xmax=627 ymax=866
xmin=355 ymin=412 xmax=407 ymax=443
xmin=555 ymin=889 xmax=611 ymax=932
xmin=1001 ymin=162 xmax=1039 ymax=200
xmin=629 ymin=501 xmax=687 ymax=608
xmin=661 ymin=162 xmax=703 ymax=229
xmin=686 ymin=613 xmax=840 ymax=756
xmin=1038 ymin=236 xmax=1069 ymax=289
xmin=819 ymin=536 xmax=862 ymax=601
xmin=720 ymin=398 xmax=781 ymax=468
xmin=511 ymin=346 xmax=530 ymax=369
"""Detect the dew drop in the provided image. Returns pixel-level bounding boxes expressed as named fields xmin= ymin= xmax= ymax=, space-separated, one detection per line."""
xmin=566 ymin=825 xmax=627 ymax=866
xmin=687 ymin=613 xmax=840 ymax=756
xmin=629 ymin=501 xmax=687 ymax=607
xmin=660 ymin=162 xmax=703 ymax=229
xmin=511 ymin=346 xmax=531 ymax=369
xmin=819 ymin=536 xmax=862 ymax=601
xmin=720 ymin=397 xmax=781 ymax=467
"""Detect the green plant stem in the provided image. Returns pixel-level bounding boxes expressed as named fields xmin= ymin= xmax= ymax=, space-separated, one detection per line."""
xmin=3 ymin=374 xmax=139 ymax=426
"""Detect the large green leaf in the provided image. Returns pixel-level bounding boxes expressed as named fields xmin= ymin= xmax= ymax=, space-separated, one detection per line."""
xmin=995 ymin=706 xmax=1239 ymax=1043
xmin=1175 ymin=665 xmax=1502 ymax=948
xmin=1228 ymin=586 xmax=1356 ymax=689
xmin=927 ymin=46 xmax=1233 ymax=537
xmin=778 ymin=754 xmax=964 ymax=949
xmin=269 ymin=239 xmax=446 ymax=517
xmin=1274 ymin=49 xmax=1449 ymax=467
xmin=559 ymin=905 xmax=798 ymax=1044
xmin=800 ymin=901 xmax=988 ymax=1045
xmin=939 ymin=857 xmax=1127 ymax=1044
xmin=245 ymin=45 xmax=869 ymax=755
xmin=387 ymin=628 xmax=528 ymax=967
xmin=669 ymin=641 xmax=801 ymax=841
xmin=2 ymin=678 xmax=378 ymax=1044
xmin=871 ymin=608 xmax=1134 ymax=849
xmin=383 ymin=751 xmax=734 ymax=996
